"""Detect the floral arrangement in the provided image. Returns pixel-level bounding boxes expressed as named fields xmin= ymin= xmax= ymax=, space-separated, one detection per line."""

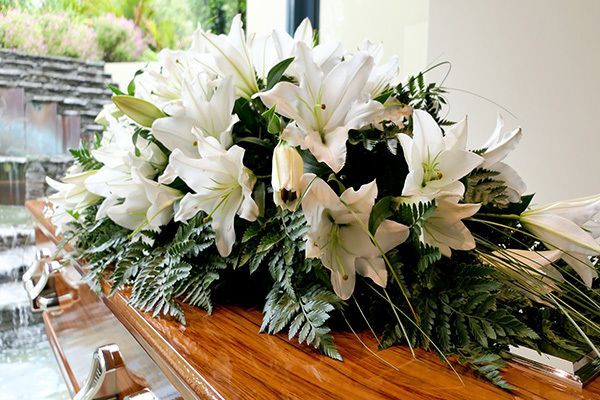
xmin=47 ymin=15 xmax=600 ymax=388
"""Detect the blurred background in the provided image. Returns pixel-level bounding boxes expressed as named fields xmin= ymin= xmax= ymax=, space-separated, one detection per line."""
xmin=0 ymin=1 xmax=598 ymax=399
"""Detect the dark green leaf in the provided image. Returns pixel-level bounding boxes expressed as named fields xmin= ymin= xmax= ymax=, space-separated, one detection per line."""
xmin=368 ymin=196 xmax=394 ymax=235
xmin=107 ymin=83 xmax=125 ymax=96
xmin=266 ymin=57 xmax=294 ymax=90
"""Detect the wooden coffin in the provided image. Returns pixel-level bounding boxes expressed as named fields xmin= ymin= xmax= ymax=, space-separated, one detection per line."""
xmin=25 ymin=200 xmax=600 ymax=400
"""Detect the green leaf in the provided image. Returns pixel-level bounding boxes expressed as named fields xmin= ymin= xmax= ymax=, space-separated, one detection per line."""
xmin=506 ymin=193 xmax=535 ymax=215
xmin=299 ymin=148 xmax=332 ymax=176
xmin=236 ymin=136 xmax=273 ymax=148
xmin=131 ymin=128 xmax=142 ymax=157
xmin=261 ymin=105 xmax=282 ymax=134
xmin=107 ymin=83 xmax=125 ymax=96
xmin=127 ymin=68 xmax=146 ymax=96
xmin=368 ymin=196 xmax=394 ymax=235
xmin=242 ymin=222 xmax=261 ymax=243
xmin=266 ymin=57 xmax=294 ymax=90
xmin=69 ymin=147 xmax=103 ymax=171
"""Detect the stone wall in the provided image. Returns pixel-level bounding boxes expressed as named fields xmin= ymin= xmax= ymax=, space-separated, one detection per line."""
xmin=0 ymin=49 xmax=112 ymax=205
xmin=0 ymin=49 xmax=113 ymax=140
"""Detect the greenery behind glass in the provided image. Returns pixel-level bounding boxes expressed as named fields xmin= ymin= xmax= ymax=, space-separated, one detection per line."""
xmin=0 ymin=0 xmax=246 ymax=59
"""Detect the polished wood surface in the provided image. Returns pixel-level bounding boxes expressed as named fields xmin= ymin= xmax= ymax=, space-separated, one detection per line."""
xmin=27 ymin=200 xmax=600 ymax=400
xmin=41 ymin=263 xmax=182 ymax=399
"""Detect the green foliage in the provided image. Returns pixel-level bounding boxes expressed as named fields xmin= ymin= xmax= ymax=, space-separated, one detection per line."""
xmin=261 ymin=105 xmax=283 ymax=135
xmin=395 ymin=73 xmax=451 ymax=126
xmin=0 ymin=9 xmax=100 ymax=59
xmin=464 ymin=168 xmax=510 ymax=208
xmin=394 ymin=200 xmax=443 ymax=271
xmin=241 ymin=210 xmax=344 ymax=359
xmin=239 ymin=210 xmax=308 ymax=288
xmin=395 ymin=200 xmax=436 ymax=232
xmin=368 ymin=196 xmax=395 ymax=235
xmin=69 ymin=209 xmax=226 ymax=324
xmin=363 ymin=199 xmax=553 ymax=387
xmin=377 ymin=254 xmax=540 ymax=387
xmin=458 ymin=350 xmax=513 ymax=390
xmin=190 ymin=0 xmax=246 ymax=35
xmin=2 ymin=0 xmax=246 ymax=58
xmin=69 ymin=147 xmax=103 ymax=171
xmin=93 ymin=13 xmax=148 ymax=62
xmin=262 ymin=283 xmax=344 ymax=360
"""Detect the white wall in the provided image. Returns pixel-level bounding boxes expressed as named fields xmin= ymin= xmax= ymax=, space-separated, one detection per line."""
xmin=247 ymin=0 xmax=286 ymax=34
xmin=320 ymin=0 xmax=429 ymax=76
xmin=427 ymin=0 xmax=600 ymax=203
xmin=105 ymin=62 xmax=150 ymax=91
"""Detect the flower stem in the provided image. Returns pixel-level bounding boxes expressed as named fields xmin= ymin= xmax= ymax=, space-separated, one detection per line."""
xmin=474 ymin=213 xmax=520 ymax=220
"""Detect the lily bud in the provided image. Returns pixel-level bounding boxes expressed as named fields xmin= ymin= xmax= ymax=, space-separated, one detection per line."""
xmin=271 ymin=141 xmax=304 ymax=211
xmin=112 ymin=95 xmax=166 ymax=128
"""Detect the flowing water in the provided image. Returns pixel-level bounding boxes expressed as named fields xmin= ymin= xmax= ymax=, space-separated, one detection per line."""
xmin=0 ymin=205 xmax=70 ymax=400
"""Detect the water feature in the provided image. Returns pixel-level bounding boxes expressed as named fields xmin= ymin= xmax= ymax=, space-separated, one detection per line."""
xmin=0 ymin=158 xmax=26 ymax=206
xmin=0 ymin=205 xmax=69 ymax=400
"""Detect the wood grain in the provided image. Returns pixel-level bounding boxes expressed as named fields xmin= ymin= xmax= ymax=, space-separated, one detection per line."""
xmin=27 ymin=200 xmax=600 ymax=400
xmin=43 ymin=310 xmax=80 ymax=394
xmin=40 ymin=263 xmax=181 ymax=399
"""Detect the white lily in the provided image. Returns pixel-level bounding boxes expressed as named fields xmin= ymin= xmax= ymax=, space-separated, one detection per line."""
xmin=105 ymin=186 xmax=149 ymax=232
xmin=85 ymin=116 xmax=166 ymax=224
xmin=45 ymin=165 xmax=101 ymax=233
xmin=271 ymin=141 xmax=304 ymax=211
xmin=252 ymin=18 xmax=342 ymax=80
xmin=584 ymin=215 xmax=600 ymax=240
xmin=258 ymin=42 xmax=382 ymax=173
xmin=159 ymin=136 xmax=259 ymax=256
xmin=95 ymin=103 xmax=123 ymax=127
xmin=95 ymin=176 xmax=148 ymax=232
xmin=152 ymin=76 xmax=239 ymax=156
xmin=201 ymin=14 xmax=259 ymax=99
xmin=90 ymin=115 xmax=166 ymax=173
xmin=481 ymin=115 xmax=526 ymax=202
xmin=85 ymin=154 xmax=149 ymax=195
xmin=520 ymin=194 xmax=600 ymax=287
xmin=103 ymin=167 xmax=182 ymax=233
xmin=252 ymin=18 xmax=312 ymax=80
xmin=46 ymin=165 xmax=100 ymax=211
xmin=301 ymin=175 xmax=409 ymax=300
xmin=134 ymin=169 xmax=183 ymax=230
xmin=418 ymin=194 xmax=481 ymax=257
xmin=356 ymin=40 xmax=400 ymax=99
xmin=136 ymin=49 xmax=213 ymax=115
xmin=399 ymin=110 xmax=483 ymax=198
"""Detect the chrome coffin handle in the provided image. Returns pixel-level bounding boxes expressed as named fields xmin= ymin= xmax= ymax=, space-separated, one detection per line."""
xmin=36 ymin=247 xmax=53 ymax=260
xmin=124 ymin=389 xmax=159 ymax=400
xmin=23 ymin=259 xmax=62 ymax=312
xmin=22 ymin=247 xmax=53 ymax=300
xmin=74 ymin=344 xmax=125 ymax=400
xmin=37 ymin=292 xmax=76 ymax=310
xmin=38 ymin=265 xmax=81 ymax=312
